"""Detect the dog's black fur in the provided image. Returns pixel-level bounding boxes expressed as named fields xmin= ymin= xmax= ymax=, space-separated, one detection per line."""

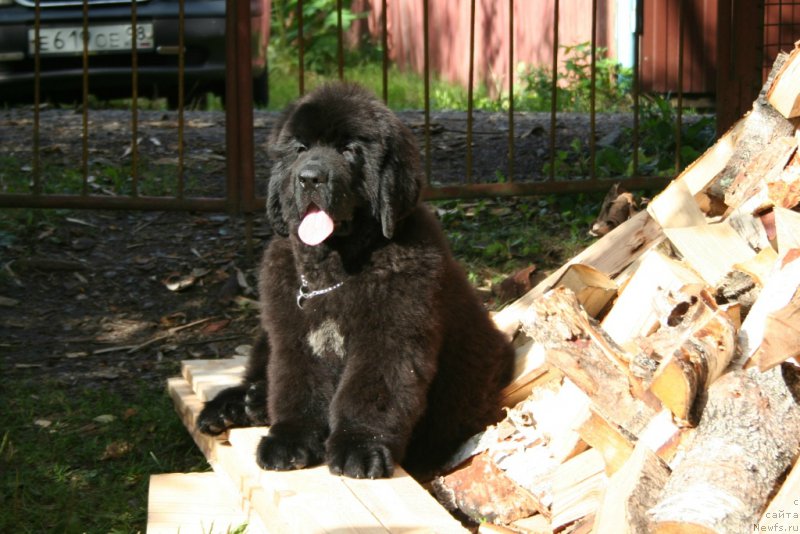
xmin=197 ymin=83 xmax=514 ymax=479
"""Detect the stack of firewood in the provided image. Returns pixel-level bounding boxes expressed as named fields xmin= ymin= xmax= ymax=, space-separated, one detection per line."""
xmin=434 ymin=45 xmax=800 ymax=533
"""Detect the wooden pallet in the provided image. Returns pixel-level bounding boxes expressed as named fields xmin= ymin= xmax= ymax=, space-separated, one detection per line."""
xmin=150 ymin=358 xmax=467 ymax=533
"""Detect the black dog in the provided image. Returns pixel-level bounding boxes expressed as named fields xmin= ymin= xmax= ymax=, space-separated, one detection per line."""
xmin=198 ymin=83 xmax=514 ymax=479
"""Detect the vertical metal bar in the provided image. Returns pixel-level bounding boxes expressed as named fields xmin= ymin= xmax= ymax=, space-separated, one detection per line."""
xmin=224 ymin=0 xmax=256 ymax=214
xmin=81 ymin=0 xmax=89 ymax=195
xmin=423 ymin=0 xmax=431 ymax=186
xmin=337 ymin=0 xmax=344 ymax=80
xmin=466 ymin=0 xmax=475 ymax=184
xmin=589 ymin=0 xmax=597 ymax=183
xmin=382 ymin=0 xmax=388 ymax=104
xmin=237 ymin=0 xmax=256 ymax=213
xmin=130 ymin=0 xmax=139 ymax=196
xmin=33 ymin=0 xmax=41 ymax=194
xmin=676 ymin=0 xmax=685 ymax=173
xmin=298 ymin=0 xmax=305 ymax=95
xmin=177 ymin=0 xmax=185 ymax=198
xmin=633 ymin=0 xmax=642 ymax=176
xmin=549 ymin=0 xmax=559 ymax=182
xmin=507 ymin=0 xmax=514 ymax=183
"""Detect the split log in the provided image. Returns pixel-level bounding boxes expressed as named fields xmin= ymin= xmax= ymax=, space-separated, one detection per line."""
xmin=492 ymin=379 xmax=591 ymax=518
xmin=432 ymin=453 xmax=540 ymax=526
xmin=601 ymin=250 xmax=705 ymax=348
xmin=774 ymin=206 xmax=800 ymax=254
xmin=551 ymin=264 xmax=617 ymax=319
xmin=635 ymin=409 xmax=686 ymax=465
xmin=647 ymin=364 xmax=800 ymax=533
xmin=704 ymin=51 xmax=796 ymax=204
xmin=645 ymin=289 xmax=737 ymax=423
xmin=521 ymin=287 xmax=660 ymax=437
xmin=663 ymin=222 xmax=756 ymax=287
xmin=574 ymin=407 xmax=634 ymax=475
xmin=748 ymin=287 xmax=800 ymax=372
xmin=550 ymin=449 xmax=606 ymax=531
xmin=493 ymin=210 xmax=664 ymax=339
xmin=766 ymin=42 xmax=800 ymax=119
xmin=500 ymin=340 xmax=559 ymax=408
xmin=593 ymin=443 xmax=671 ymax=534
xmin=647 ymin=178 xmax=708 ymax=230
xmin=737 ymin=251 xmax=800 ymax=368
xmin=756 ymin=458 xmax=800 ymax=529
xmin=723 ymin=136 xmax=798 ymax=211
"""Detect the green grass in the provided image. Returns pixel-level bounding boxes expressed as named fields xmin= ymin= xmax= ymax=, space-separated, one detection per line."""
xmin=0 ymin=374 xmax=208 ymax=533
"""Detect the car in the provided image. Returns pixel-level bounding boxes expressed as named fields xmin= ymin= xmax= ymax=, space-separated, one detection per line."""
xmin=0 ymin=0 xmax=271 ymax=106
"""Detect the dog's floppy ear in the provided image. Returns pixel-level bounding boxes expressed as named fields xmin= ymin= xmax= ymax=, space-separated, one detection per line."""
xmin=266 ymin=168 xmax=289 ymax=237
xmin=378 ymin=125 xmax=422 ymax=239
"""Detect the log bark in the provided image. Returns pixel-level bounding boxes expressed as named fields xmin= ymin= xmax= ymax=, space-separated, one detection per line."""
xmin=521 ymin=287 xmax=660 ymax=437
xmin=432 ymin=453 xmax=540 ymax=526
xmin=648 ymin=365 xmax=800 ymax=533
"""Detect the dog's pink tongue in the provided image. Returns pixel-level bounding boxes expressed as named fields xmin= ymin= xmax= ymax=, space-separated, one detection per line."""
xmin=298 ymin=206 xmax=335 ymax=246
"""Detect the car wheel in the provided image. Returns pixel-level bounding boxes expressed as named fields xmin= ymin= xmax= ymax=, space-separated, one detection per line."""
xmin=253 ymin=70 xmax=269 ymax=107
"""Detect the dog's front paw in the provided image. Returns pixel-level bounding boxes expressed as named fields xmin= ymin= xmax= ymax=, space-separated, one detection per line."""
xmin=256 ymin=423 xmax=326 ymax=471
xmin=197 ymin=384 xmax=251 ymax=435
xmin=326 ymin=433 xmax=395 ymax=479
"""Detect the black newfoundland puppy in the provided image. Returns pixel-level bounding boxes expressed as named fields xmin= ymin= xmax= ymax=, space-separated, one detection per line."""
xmin=198 ymin=83 xmax=514 ymax=479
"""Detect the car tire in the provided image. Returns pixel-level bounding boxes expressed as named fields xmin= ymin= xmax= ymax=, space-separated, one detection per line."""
xmin=253 ymin=70 xmax=269 ymax=107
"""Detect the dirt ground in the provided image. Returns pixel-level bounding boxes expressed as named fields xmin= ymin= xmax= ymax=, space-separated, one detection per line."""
xmin=0 ymin=106 xmax=623 ymax=393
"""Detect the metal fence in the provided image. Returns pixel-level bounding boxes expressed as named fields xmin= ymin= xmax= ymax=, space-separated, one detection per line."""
xmin=0 ymin=0 xmax=796 ymax=215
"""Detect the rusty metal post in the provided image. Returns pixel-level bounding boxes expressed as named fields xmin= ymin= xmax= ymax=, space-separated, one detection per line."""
xmin=131 ymin=0 xmax=139 ymax=196
xmin=298 ymin=0 xmax=305 ymax=95
xmin=676 ymin=0 xmax=685 ymax=173
xmin=548 ymin=0 xmax=559 ymax=181
xmin=589 ymin=0 xmax=597 ymax=183
xmin=33 ymin=0 xmax=41 ymax=194
xmin=507 ymin=0 xmax=515 ymax=183
xmin=633 ymin=0 xmax=642 ymax=176
xmin=423 ymin=0 xmax=431 ymax=186
xmin=466 ymin=0 xmax=476 ymax=184
xmin=177 ymin=0 xmax=186 ymax=198
xmin=81 ymin=0 xmax=89 ymax=195
xmin=337 ymin=0 xmax=344 ymax=80
xmin=382 ymin=0 xmax=388 ymax=103
xmin=225 ymin=0 xmax=256 ymax=215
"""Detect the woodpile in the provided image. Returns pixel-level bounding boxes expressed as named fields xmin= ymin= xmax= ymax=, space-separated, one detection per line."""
xmin=154 ymin=48 xmax=800 ymax=533
xmin=435 ymin=45 xmax=800 ymax=533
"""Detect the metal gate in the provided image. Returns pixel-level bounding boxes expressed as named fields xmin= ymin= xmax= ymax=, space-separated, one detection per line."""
xmin=0 ymin=0 xmax=797 ymax=215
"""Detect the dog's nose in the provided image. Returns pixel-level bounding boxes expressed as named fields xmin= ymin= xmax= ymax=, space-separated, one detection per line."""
xmin=298 ymin=167 xmax=328 ymax=189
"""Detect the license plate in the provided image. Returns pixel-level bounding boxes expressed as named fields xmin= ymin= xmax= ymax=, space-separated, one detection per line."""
xmin=28 ymin=23 xmax=154 ymax=56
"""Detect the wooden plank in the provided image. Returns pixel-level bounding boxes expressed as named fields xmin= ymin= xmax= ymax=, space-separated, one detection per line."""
xmin=147 ymin=472 xmax=260 ymax=534
xmin=181 ymin=356 xmax=248 ymax=401
xmin=170 ymin=360 xmax=467 ymax=533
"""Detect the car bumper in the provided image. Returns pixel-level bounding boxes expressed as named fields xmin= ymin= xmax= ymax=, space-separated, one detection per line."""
xmin=0 ymin=1 xmax=268 ymax=99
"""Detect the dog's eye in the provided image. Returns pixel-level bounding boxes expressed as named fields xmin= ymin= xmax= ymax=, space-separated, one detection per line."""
xmin=294 ymin=142 xmax=307 ymax=154
xmin=340 ymin=144 xmax=357 ymax=162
